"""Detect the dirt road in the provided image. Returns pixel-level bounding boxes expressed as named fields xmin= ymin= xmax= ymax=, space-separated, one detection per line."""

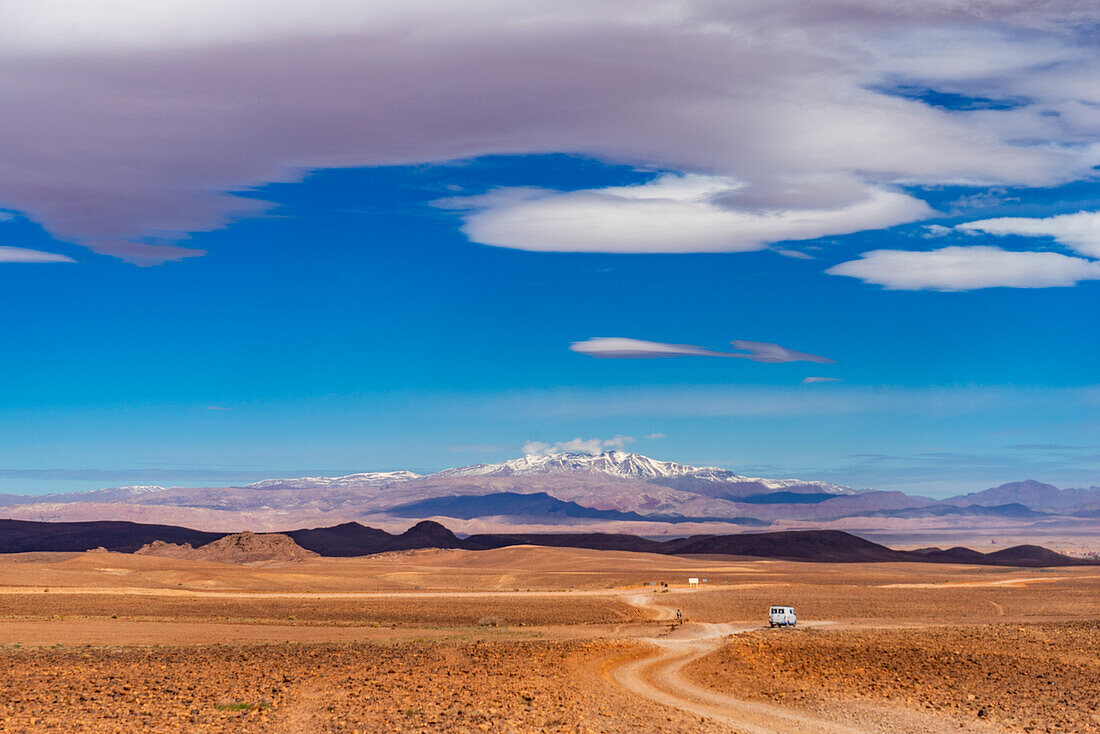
xmin=607 ymin=591 xmax=1006 ymax=734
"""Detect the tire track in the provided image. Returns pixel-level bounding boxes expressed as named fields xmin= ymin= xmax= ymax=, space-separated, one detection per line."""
xmin=607 ymin=592 xmax=979 ymax=734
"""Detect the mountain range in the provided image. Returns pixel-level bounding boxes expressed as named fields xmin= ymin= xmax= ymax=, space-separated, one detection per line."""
xmin=0 ymin=452 xmax=1097 ymax=540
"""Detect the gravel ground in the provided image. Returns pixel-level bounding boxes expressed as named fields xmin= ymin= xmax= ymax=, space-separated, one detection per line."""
xmin=686 ymin=620 xmax=1100 ymax=733
xmin=0 ymin=640 xmax=728 ymax=733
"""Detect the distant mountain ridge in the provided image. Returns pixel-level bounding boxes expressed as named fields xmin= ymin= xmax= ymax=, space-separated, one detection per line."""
xmin=387 ymin=491 xmax=768 ymax=526
xmin=0 ymin=517 xmax=1092 ymax=568
xmin=945 ymin=479 xmax=1100 ymax=514
xmin=0 ymin=452 xmax=1096 ymax=535
xmin=248 ymin=451 xmax=854 ymax=494
xmin=245 ymin=471 xmax=422 ymax=490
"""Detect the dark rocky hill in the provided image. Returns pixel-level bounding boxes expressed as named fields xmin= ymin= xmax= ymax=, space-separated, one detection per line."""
xmin=136 ymin=531 xmax=318 ymax=564
xmin=0 ymin=518 xmax=1093 ymax=567
xmin=0 ymin=518 xmax=222 ymax=553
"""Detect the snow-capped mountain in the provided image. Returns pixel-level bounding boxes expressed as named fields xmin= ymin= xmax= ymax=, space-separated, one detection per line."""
xmin=432 ymin=451 xmax=854 ymax=493
xmin=1 ymin=451 xmax=1092 ymax=534
xmin=245 ymin=471 xmax=421 ymax=490
xmin=431 ymin=451 xmax=693 ymax=479
xmin=102 ymin=485 xmax=168 ymax=495
xmin=0 ymin=484 xmax=170 ymax=507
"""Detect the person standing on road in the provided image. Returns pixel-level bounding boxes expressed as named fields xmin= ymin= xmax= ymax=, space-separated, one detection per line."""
xmin=676 ymin=609 xmax=682 ymax=625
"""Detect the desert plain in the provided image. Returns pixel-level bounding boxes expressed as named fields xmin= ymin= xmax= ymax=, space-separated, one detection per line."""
xmin=0 ymin=546 xmax=1096 ymax=733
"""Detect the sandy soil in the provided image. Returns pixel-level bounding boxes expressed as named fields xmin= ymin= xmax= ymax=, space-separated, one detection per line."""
xmin=0 ymin=546 xmax=1095 ymax=732
xmin=0 ymin=546 xmax=771 ymax=592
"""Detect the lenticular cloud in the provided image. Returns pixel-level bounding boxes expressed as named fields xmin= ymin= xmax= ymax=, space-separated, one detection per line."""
xmin=571 ymin=338 xmax=835 ymax=364
xmin=447 ymin=174 xmax=931 ymax=254
xmin=0 ymin=0 xmax=1097 ymax=263
xmin=0 ymin=246 xmax=75 ymax=264
xmin=827 ymin=246 xmax=1100 ymax=291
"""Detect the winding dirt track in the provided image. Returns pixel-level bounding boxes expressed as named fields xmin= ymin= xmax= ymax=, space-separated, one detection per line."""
xmin=610 ymin=593 xmax=861 ymax=733
xmin=606 ymin=592 xmax=993 ymax=734
xmin=0 ymin=578 xmax=1048 ymax=731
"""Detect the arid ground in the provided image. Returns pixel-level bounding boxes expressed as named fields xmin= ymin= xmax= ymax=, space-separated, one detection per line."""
xmin=0 ymin=547 xmax=1096 ymax=733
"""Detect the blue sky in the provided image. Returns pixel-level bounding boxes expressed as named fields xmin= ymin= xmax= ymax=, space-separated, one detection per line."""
xmin=1 ymin=2 xmax=1098 ymax=497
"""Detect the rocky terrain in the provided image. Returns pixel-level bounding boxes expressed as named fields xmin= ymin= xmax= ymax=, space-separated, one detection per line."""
xmin=134 ymin=532 xmax=318 ymax=564
xmin=0 ymin=546 xmax=1094 ymax=732
xmin=0 ymin=640 xmax=729 ymax=733
xmin=687 ymin=621 xmax=1100 ymax=733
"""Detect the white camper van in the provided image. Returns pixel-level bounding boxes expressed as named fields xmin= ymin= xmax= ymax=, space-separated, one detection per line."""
xmin=768 ymin=606 xmax=796 ymax=628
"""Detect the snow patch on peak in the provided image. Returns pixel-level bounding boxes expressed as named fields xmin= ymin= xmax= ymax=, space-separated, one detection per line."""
xmin=432 ymin=451 xmax=855 ymax=493
xmin=245 ymin=471 xmax=421 ymax=490
xmin=100 ymin=485 xmax=168 ymax=495
xmin=430 ymin=450 xmax=689 ymax=479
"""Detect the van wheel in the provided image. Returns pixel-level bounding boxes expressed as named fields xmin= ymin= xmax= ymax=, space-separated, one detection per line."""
xmin=769 ymin=622 xmax=775 ymax=628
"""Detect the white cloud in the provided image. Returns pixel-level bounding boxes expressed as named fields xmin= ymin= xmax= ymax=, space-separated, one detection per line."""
xmin=448 ymin=173 xmax=932 ymax=253
xmin=571 ymin=337 xmax=719 ymax=359
xmin=957 ymin=211 xmax=1100 ymax=258
xmin=803 ymin=377 xmax=843 ymax=383
xmin=827 ymin=245 xmax=1100 ymax=290
xmin=0 ymin=1 xmax=1097 ymax=262
xmin=523 ymin=435 xmax=634 ymax=456
xmin=922 ymin=224 xmax=952 ymax=238
xmin=570 ymin=337 xmax=834 ymax=363
xmin=645 ymin=433 xmax=666 ymax=440
xmin=776 ymin=249 xmax=816 ymax=259
xmin=0 ymin=246 xmax=75 ymax=263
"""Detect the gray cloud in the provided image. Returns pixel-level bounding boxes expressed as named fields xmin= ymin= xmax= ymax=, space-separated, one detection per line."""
xmin=571 ymin=337 xmax=835 ymax=364
xmin=0 ymin=1 xmax=1097 ymax=263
